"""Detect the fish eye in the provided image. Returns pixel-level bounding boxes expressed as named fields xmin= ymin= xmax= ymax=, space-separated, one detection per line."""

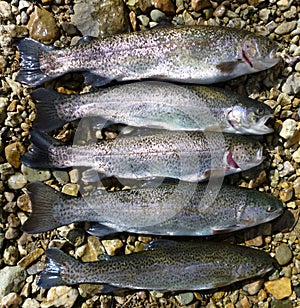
xmin=255 ymin=107 xmax=265 ymax=115
xmin=267 ymin=206 xmax=275 ymax=212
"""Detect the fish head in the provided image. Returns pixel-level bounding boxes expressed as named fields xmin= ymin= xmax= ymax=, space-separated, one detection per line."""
xmin=237 ymin=190 xmax=283 ymax=227
xmin=225 ymin=137 xmax=264 ymax=171
xmin=227 ymin=104 xmax=274 ymax=135
xmin=241 ymin=34 xmax=280 ymax=71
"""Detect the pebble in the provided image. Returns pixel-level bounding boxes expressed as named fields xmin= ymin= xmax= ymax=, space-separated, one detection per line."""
xmin=78 ymin=284 xmax=104 ymax=298
xmin=17 ymin=248 xmax=44 ymax=269
xmin=102 ymin=238 xmax=123 ymax=256
xmin=214 ymin=4 xmax=226 ymax=18
xmin=3 ymin=246 xmax=19 ymax=265
xmin=0 ymin=265 xmax=27 ymax=298
xmin=191 ymin=0 xmax=211 ymax=12
xmin=279 ymin=119 xmax=297 ymax=140
xmin=4 ymin=142 xmax=26 ymax=169
xmin=27 ymin=5 xmax=59 ymax=44
xmin=278 ymin=161 xmax=295 ymax=178
xmin=242 ymin=280 xmax=264 ymax=295
xmin=282 ymin=73 xmax=300 ymax=95
xmin=275 ymin=244 xmax=293 ymax=266
xmin=22 ymin=298 xmax=40 ymax=308
xmin=53 ymin=170 xmax=69 ymax=184
xmin=265 ymin=277 xmax=292 ymax=300
xmin=17 ymin=193 xmax=31 ymax=212
xmin=41 ymin=286 xmax=79 ymax=308
xmin=71 ymin=0 xmax=130 ymax=38
xmin=7 ymin=173 xmax=27 ymax=189
xmin=277 ymin=0 xmax=293 ymax=10
xmin=152 ymin=0 xmax=175 ymax=15
xmin=150 ymin=9 xmax=166 ymax=22
xmin=175 ymin=292 xmax=194 ymax=305
xmin=0 ymin=1 xmax=12 ymax=19
xmin=62 ymin=183 xmax=79 ymax=196
xmin=81 ymin=236 xmax=105 ymax=262
xmin=21 ymin=164 xmax=52 ymax=182
xmin=0 ymin=163 xmax=15 ymax=176
xmin=66 ymin=228 xmax=85 ymax=247
xmin=275 ymin=21 xmax=297 ymax=35
xmin=0 ymin=292 xmax=22 ymax=307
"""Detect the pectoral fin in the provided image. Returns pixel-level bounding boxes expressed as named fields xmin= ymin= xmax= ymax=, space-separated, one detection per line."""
xmin=216 ymin=61 xmax=239 ymax=74
xmin=212 ymin=225 xmax=241 ymax=234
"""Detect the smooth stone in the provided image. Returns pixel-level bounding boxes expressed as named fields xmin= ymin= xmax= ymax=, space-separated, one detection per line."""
xmin=277 ymin=0 xmax=293 ymax=10
xmin=278 ymin=161 xmax=295 ymax=178
xmin=7 ymin=173 xmax=27 ymax=189
xmin=53 ymin=170 xmax=70 ymax=184
xmin=102 ymin=239 xmax=123 ymax=256
xmin=62 ymin=183 xmax=79 ymax=196
xmin=214 ymin=4 xmax=226 ymax=17
xmin=78 ymin=284 xmax=104 ymax=298
xmin=81 ymin=236 xmax=105 ymax=262
xmin=191 ymin=0 xmax=211 ymax=11
xmin=27 ymin=5 xmax=59 ymax=44
xmin=265 ymin=277 xmax=292 ymax=300
xmin=4 ymin=142 xmax=25 ymax=168
xmin=0 ymin=265 xmax=27 ymax=298
xmin=275 ymin=21 xmax=296 ymax=35
xmin=150 ymin=9 xmax=166 ymax=22
xmin=0 ymin=163 xmax=14 ymax=176
xmin=275 ymin=244 xmax=293 ymax=266
xmin=21 ymin=164 xmax=52 ymax=182
xmin=279 ymin=119 xmax=297 ymax=140
xmin=5 ymin=112 xmax=23 ymax=127
xmin=41 ymin=286 xmax=79 ymax=308
xmin=137 ymin=14 xmax=150 ymax=26
xmin=17 ymin=193 xmax=31 ymax=212
xmin=175 ymin=292 xmax=194 ymax=305
xmin=243 ymin=279 xmax=264 ymax=295
xmin=22 ymin=298 xmax=40 ymax=308
xmin=282 ymin=73 xmax=300 ymax=95
xmin=292 ymin=148 xmax=300 ymax=163
xmin=152 ymin=0 xmax=175 ymax=15
xmin=0 ymin=292 xmax=22 ymax=307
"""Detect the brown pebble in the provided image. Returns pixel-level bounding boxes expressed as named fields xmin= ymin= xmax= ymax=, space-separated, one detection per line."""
xmin=237 ymin=296 xmax=250 ymax=308
xmin=18 ymin=248 xmax=44 ymax=269
xmin=28 ymin=6 xmax=59 ymax=44
xmin=214 ymin=4 xmax=227 ymax=17
xmin=257 ymin=289 xmax=267 ymax=301
xmin=0 ymin=292 xmax=22 ymax=307
xmin=17 ymin=193 xmax=31 ymax=212
xmin=152 ymin=0 xmax=175 ymax=15
xmin=4 ymin=142 xmax=25 ymax=169
xmin=264 ymin=277 xmax=292 ymax=300
xmin=191 ymin=0 xmax=211 ymax=11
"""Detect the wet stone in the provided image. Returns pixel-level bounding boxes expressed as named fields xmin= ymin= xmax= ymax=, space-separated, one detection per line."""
xmin=102 ymin=239 xmax=123 ymax=256
xmin=282 ymin=73 xmax=300 ymax=95
xmin=275 ymin=244 xmax=293 ymax=266
xmin=4 ymin=142 xmax=25 ymax=169
xmin=214 ymin=4 xmax=226 ymax=17
xmin=191 ymin=0 xmax=211 ymax=12
xmin=27 ymin=5 xmax=59 ymax=44
xmin=275 ymin=21 xmax=296 ymax=35
xmin=53 ymin=170 xmax=69 ymax=184
xmin=82 ymin=236 xmax=105 ymax=262
xmin=21 ymin=164 xmax=52 ymax=182
xmin=0 ymin=1 xmax=12 ymax=19
xmin=0 ymin=292 xmax=22 ymax=307
xmin=175 ymin=292 xmax=194 ymax=305
xmin=23 ymin=298 xmax=40 ymax=308
xmin=265 ymin=277 xmax=292 ymax=300
xmin=17 ymin=248 xmax=44 ymax=269
xmin=279 ymin=119 xmax=297 ymax=140
xmin=152 ymin=0 xmax=175 ymax=15
xmin=62 ymin=183 xmax=79 ymax=196
xmin=3 ymin=246 xmax=19 ymax=265
xmin=7 ymin=173 xmax=27 ymax=189
xmin=150 ymin=9 xmax=166 ymax=22
xmin=16 ymin=193 xmax=31 ymax=212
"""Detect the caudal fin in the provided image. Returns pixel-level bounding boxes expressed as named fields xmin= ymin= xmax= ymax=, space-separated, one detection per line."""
xmin=15 ymin=38 xmax=56 ymax=86
xmin=22 ymin=182 xmax=71 ymax=233
xmin=21 ymin=129 xmax=63 ymax=169
xmin=38 ymin=248 xmax=80 ymax=288
xmin=31 ymin=88 xmax=67 ymax=131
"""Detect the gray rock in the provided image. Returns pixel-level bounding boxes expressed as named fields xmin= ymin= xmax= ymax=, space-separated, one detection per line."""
xmin=53 ymin=170 xmax=70 ymax=184
xmin=282 ymin=73 xmax=300 ymax=95
xmin=150 ymin=9 xmax=166 ymax=22
xmin=0 ymin=265 xmax=27 ymax=298
xmin=21 ymin=164 xmax=52 ymax=182
xmin=137 ymin=14 xmax=150 ymax=26
xmin=275 ymin=244 xmax=293 ymax=266
xmin=71 ymin=0 xmax=130 ymax=38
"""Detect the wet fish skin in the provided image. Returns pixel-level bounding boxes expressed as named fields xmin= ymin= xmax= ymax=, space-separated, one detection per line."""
xmin=22 ymin=181 xmax=283 ymax=236
xmin=16 ymin=26 xmax=280 ymax=86
xmin=30 ymin=81 xmax=273 ymax=134
xmin=37 ymin=240 xmax=275 ymax=291
xmin=21 ymin=129 xmax=264 ymax=182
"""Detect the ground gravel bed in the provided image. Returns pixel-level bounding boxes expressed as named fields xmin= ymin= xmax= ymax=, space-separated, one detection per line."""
xmin=0 ymin=0 xmax=300 ymax=307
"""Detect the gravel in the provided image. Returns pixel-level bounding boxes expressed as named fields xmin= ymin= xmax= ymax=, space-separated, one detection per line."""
xmin=0 ymin=0 xmax=300 ymax=307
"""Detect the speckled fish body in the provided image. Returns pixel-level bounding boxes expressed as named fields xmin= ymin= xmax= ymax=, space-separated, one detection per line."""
xmin=31 ymin=81 xmax=273 ymax=134
xmin=16 ymin=26 xmax=280 ymax=86
xmin=22 ymin=181 xmax=283 ymax=236
xmin=37 ymin=240 xmax=275 ymax=291
xmin=21 ymin=129 xmax=264 ymax=182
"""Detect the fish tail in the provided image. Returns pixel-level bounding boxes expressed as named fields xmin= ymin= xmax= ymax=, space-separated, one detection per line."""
xmin=15 ymin=38 xmax=56 ymax=86
xmin=31 ymin=88 xmax=67 ymax=131
xmin=21 ymin=129 xmax=63 ymax=169
xmin=37 ymin=248 xmax=80 ymax=288
xmin=22 ymin=182 xmax=67 ymax=233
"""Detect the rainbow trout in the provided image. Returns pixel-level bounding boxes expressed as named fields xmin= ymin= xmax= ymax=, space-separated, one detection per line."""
xmin=22 ymin=181 xmax=283 ymax=236
xmin=16 ymin=26 xmax=280 ymax=86
xmin=21 ymin=129 xmax=264 ymax=182
xmin=31 ymin=81 xmax=273 ymax=134
xmin=37 ymin=240 xmax=275 ymax=291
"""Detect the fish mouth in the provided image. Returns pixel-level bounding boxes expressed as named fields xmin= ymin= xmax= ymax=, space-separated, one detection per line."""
xmin=246 ymin=114 xmax=274 ymax=135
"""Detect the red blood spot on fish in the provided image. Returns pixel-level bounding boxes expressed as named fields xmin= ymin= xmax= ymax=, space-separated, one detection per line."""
xmin=242 ymin=49 xmax=253 ymax=68
xmin=227 ymin=151 xmax=239 ymax=169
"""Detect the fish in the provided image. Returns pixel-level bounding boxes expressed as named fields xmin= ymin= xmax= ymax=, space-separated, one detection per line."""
xmin=15 ymin=25 xmax=280 ymax=86
xmin=22 ymin=181 xmax=283 ymax=236
xmin=21 ymin=129 xmax=264 ymax=182
xmin=30 ymin=81 xmax=274 ymax=134
xmin=37 ymin=240 xmax=275 ymax=291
